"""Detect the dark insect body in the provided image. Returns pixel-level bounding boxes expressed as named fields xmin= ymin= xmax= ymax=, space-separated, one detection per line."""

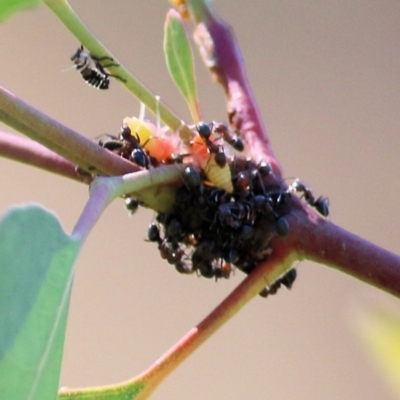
xmin=194 ymin=122 xmax=227 ymax=167
xmin=259 ymin=268 xmax=297 ymax=298
xmin=125 ymin=197 xmax=139 ymax=214
xmin=97 ymin=125 xmax=154 ymax=169
xmin=71 ymin=45 xmax=125 ymax=89
xmin=145 ymin=140 xmax=298 ymax=294
xmin=212 ymin=121 xmax=245 ymax=152
xmin=290 ymin=179 xmax=329 ymax=217
xmin=101 ymin=118 xmax=330 ymax=298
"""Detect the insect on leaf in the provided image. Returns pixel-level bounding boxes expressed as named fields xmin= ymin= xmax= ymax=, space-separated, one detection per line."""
xmin=164 ymin=9 xmax=202 ymax=122
xmin=0 ymin=205 xmax=81 ymax=400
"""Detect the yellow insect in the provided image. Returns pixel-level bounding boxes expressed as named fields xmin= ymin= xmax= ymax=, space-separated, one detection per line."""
xmin=123 ymin=116 xmax=177 ymax=163
xmin=190 ymin=122 xmax=233 ymax=193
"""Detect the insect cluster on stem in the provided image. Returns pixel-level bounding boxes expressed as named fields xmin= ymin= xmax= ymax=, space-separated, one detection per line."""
xmin=92 ymin=113 xmax=329 ymax=297
xmin=94 ymin=116 xmax=330 ymax=297
xmin=70 ymin=49 xmax=329 ymax=297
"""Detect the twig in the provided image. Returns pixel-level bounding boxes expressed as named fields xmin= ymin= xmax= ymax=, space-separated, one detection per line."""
xmin=0 ymin=85 xmax=138 ymax=176
xmin=287 ymin=208 xmax=400 ymax=297
xmin=187 ymin=0 xmax=280 ymax=173
xmin=0 ymin=131 xmax=86 ymax=182
xmin=58 ymin=245 xmax=297 ymax=399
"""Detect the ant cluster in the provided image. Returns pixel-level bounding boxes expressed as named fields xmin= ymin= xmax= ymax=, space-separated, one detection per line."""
xmin=70 ymin=46 xmax=330 ymax=297
xmin=97 ymin=119 xmax=329 ymax=297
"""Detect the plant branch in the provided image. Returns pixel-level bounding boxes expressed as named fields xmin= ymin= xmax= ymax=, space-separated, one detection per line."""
xmin=0 ymin=131 xmax=86 ymax=182
xmin=0 ymin=85 xmax=187 ymax=211
xmin=284 ymin=206 xmax=400 ymax=297
xmin=72 ymin=164 xmax=186 ymax=241
xmin=133 ymin=245 xmax=296 ymax=398
xmin=247 ymin=196 xmax=400 ymax=298
xmin=185 ymin=0 xmax=281 ymax=174
xmin=44 ymin=0 xmax=194 ymax=145
xmin=57 ymin=245 xmax=297 ymax=399
xmin=0 ymin=85 xmax=138 ymax=176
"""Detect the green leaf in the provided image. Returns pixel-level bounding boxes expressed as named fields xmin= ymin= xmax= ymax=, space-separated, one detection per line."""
xmin=164 ymin=9 xmax=201 ymax=122
xmin=0 ymin=205 xmax=81 ymax=400
xmin=357 ymin=308 xmax=400 ymax=398
xmin=0 ymin=0 xmax=42 ymax=22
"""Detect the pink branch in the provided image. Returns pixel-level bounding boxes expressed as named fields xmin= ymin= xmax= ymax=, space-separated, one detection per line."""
xmin=186 ymin=2 xmax=400 ymax=297
xmin=191 ymin=5 xmax=281 ymax=175
xmin=256 ymin=197 xmax=400 ymax=297
xmin=0 ymin=86 xmax=138 ymax=177
xmin=287 ymin=208 xmax=400 ymax=297
xmin=0 ymin=131 xmax=87 ymax=183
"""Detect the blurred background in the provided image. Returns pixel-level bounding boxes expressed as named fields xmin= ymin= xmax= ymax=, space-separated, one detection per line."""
xmin=1 ymin=1 xmax=400 ymax=398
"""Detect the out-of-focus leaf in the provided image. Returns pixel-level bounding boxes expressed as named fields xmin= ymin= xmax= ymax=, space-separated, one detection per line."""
xmin=164 ymin=9 xmax=201 ymax=122
xmin=0 ymin=205 xmax=81 ymax=400
xmin=0 ymin=0 xmax=42 ymax=22
xmin=357 ymin=308 xmax=400 ymax=398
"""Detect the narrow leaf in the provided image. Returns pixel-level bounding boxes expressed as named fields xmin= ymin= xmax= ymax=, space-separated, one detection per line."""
xmin=0 ymin=205 xmax=81 ymax=400
xmin=164 ymin=9 xmax=201 ymax=122
xmin=0 ymin=0 xmax=42 ymax=22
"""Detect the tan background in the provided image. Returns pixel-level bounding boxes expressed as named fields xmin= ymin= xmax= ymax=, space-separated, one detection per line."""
xmin=1 ymin=1 xmax=400 ymax=399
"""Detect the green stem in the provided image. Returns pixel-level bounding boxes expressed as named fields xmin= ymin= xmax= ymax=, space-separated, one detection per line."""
xmin=44 ymin=0 xmax=193 ymax=144
xmin=72 ymin=164 xmax=185 ymax=241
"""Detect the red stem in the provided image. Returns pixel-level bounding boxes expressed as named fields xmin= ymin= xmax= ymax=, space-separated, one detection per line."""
xmin=0 ymin=131 xmax=86 ymax=183
xmin=132 ymin=244 xmax=295 ymax=397
xmin=259 ymin=198 xmax=400 ymax=297
xmin=288 ymin=208 xmax=400 ymax=297
xmin=192 ymin=8 xmax=281 ymax=175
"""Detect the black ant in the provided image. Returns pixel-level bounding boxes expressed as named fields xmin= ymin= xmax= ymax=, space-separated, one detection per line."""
xmin=97 ymin=134 xmax=133 ymax=159
xmin=147 ymin=222 xmax=192 ymax=273
xmin=71 ymin=45 xmax=126 ymax=90
xmin=125 ymin=197 xmax=139 ymax=214
xmin=290 ymin=179 xmax=329 ymax=217
xmin=212 ymin=121 xmax=244 ymax=152
xmin=259 ymin=268 xmax=297 ymax=297
xmin=195 ymin=122 xmax=227 ymax=168
xmin=183 ymin=166 xmax=202 ymax=190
